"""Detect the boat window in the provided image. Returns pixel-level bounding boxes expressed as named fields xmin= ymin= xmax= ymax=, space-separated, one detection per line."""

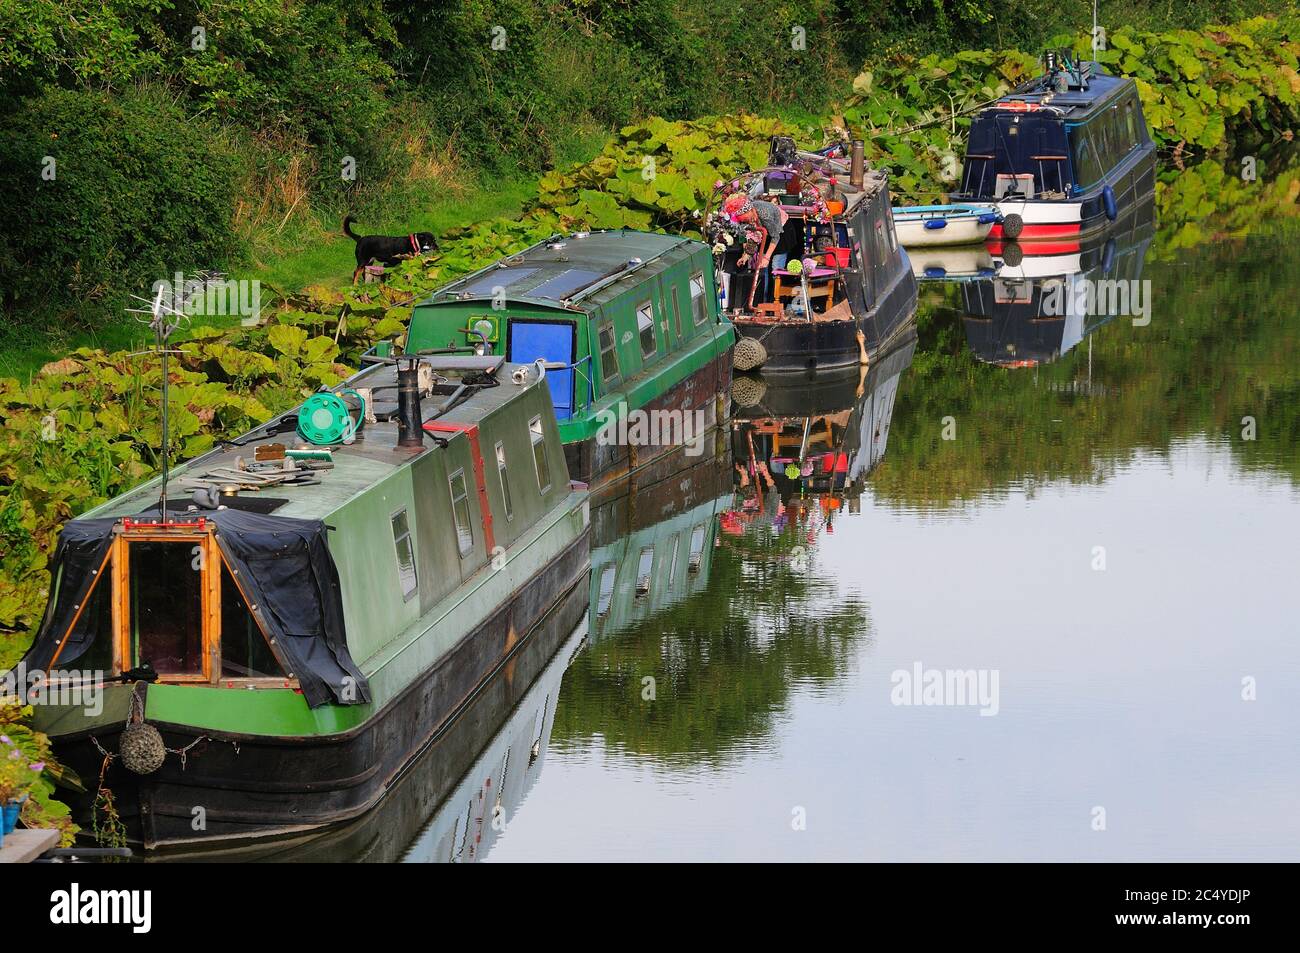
xmin=1070 ymin=126 xmax=1102 ymax=188
xmin=529 ymin=416 xmax=551 ymax=493
xmin=671 ymin=286 xmax=684 ymax=339
xmin=635 ymin=547 xmax=654 ymax=597
xmin=690 ymin=272 xmax=708 ymax=324
xmin=886 ymin=218 xmax=898 ymax=252
xmin=688 ymin=524 xmax=706 ymax=573
xmin=495 ymin=441 xmax=513 ymax=521
xmin=220 ymin=562 xmax=283 ymax=678
xmin=391 ymin=508 xmax=419 ymax=598
xmin=1095 ymin=115 xmax=1112 ymax=170
xmin=596 ymin=564 xmax=616 ymax=617
xmin=449 ymin=469 xmax=474 ymax=556
xmin=128 ymin=540 xmax=204 ymax=676
xmin=1124 ymin=100 xmax=1137 ymax=149
xmin=636 ymin=302 xmax=656 ymax=358
xmin=597 ymin=322 xmax=620 ymax=383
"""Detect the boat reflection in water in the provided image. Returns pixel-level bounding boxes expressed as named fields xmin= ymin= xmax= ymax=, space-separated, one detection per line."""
xmin=728 ymin=326 xmax=917 ymax=528
xmin=550 ymin=417 xmax=873 ymax=763
xmin=951 ymin=201 xmax=1156 ymax=368
xmin=398 ymin=619 xmax=588 ymax=862
xmin=588 ymin=440 xmax=733 ymax=643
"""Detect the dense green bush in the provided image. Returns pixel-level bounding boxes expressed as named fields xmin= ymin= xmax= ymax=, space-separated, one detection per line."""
xmin=0 ymin=1 xmax=1295 ymax=337
xmin=0 ymin=85 xmax=242 ymax=327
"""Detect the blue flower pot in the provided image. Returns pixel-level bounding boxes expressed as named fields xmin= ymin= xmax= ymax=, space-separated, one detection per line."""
xmin=2 ymin=798 xmax=23 ymax=835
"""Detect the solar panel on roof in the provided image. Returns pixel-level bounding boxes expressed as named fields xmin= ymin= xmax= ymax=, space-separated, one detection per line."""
xmin=461 ymin=267 xmax=540 ymax=295
xmin=524 ymin=268 xmax=605 ymax=300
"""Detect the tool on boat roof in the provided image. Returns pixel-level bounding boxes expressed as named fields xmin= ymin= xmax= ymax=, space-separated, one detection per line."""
xmin=182 ymin=456 xmax=325 ymax=496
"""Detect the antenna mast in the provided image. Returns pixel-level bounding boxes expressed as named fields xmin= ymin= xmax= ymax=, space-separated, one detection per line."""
xmin=127 ymin=281 xmax=192 ymax=522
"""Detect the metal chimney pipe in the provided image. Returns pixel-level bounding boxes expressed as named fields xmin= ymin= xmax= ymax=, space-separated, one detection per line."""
xmin=396 ymin=359 xmax=425 ymax=448
xmin=850 ymin=140 xmax=865 ymax=187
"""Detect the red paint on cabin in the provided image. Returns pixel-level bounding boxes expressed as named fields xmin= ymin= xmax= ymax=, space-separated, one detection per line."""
xmin=424 ymin=421 xmax=496 ymax=554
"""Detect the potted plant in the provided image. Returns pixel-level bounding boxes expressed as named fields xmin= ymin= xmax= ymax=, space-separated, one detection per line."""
xmin=0 ymin=733 xmax=44 ymax=838
xmin=0 ymin=704 xmax=79 ymax=848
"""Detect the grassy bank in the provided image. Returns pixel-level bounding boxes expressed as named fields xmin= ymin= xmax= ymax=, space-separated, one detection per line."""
xmin=0 ymin=121 xmax=611 ymax=380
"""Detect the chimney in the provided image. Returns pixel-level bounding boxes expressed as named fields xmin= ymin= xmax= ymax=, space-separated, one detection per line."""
xmin=395 ymin=358 xmax=424 ymax=448
xmin=850 ymin=140 xmax=865 ymax=187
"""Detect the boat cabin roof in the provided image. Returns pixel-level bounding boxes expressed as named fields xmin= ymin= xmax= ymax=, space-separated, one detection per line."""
xmin=983 ymin=64 xmax=1134 ymax=122
xmin=83 ymin=357 xmax=542 ymax=524
xmin=420 ymin=229 xmax=701 ymax=314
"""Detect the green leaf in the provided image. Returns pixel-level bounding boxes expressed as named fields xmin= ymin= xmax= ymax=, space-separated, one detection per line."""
xmin=267 ymin=324 xmax=308 ymax=358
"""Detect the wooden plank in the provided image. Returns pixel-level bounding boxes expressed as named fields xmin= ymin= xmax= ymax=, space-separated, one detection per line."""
xmin=0 ymin=828 xmax=60 ymax=864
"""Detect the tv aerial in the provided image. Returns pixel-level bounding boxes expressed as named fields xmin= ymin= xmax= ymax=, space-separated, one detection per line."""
xmin=126 ymin=279 xmax=200 ymax=522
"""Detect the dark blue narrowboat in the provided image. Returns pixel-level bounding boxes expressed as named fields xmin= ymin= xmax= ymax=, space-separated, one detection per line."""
xmin=952 ymin=55 xmax=1156 ymax=242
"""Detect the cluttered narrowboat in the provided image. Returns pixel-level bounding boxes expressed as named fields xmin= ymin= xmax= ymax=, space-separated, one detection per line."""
xmin=951 ymin=53 xmax=1156 ymax=242
xmin=17 ymin=352 xmax=590 ymax=850
xmin=407 ymin=230 xmax=735 ymax=489
xmin=707 ymin=136 xmax=917 ymax=374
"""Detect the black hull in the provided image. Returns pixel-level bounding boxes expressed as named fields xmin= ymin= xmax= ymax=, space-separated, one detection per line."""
xmin=146 ymin=597 xmax=588 ymax=862
xmin=563 ymin=346 xmax=732 ymax=488
xmin=731 ymin=324 xmax=919 ymax=418
xmin=54 ymin=529 xmax=591 ymax=852
xmin=733 ymin=262 xmax=918 ymax=374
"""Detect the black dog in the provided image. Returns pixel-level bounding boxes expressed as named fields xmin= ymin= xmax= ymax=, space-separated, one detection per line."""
xmin=343 ymin=215 xmax=439 ymax=283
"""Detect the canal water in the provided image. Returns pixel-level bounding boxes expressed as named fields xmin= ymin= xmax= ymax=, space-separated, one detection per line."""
xmin=385 ymin=153 xmax=1300 ymax=862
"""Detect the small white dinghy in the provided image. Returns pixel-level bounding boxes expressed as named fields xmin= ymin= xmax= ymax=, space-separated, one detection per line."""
xmin=892 ymin=204 xmax=1000 ymax=247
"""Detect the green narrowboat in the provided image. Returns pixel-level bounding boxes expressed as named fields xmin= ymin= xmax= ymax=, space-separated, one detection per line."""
xmin=407 ymin=229 xmax=735 ymax=488
xmin=14 ymin=354 xmax=590 ymax=850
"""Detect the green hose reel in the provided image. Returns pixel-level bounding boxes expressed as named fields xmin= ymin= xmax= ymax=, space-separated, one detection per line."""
xmin=297 ymin=390 xmax=364 ymax=445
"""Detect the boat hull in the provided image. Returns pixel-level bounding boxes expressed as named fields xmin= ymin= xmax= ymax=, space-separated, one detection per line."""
xmin=47 ymin=528 xmax=591 ymax=852
xmin=731 ymin=262 xmax=917 ymax=374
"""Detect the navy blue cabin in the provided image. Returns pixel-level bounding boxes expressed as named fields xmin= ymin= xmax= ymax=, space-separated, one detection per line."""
xmin=954 ymin=62 xmax=1156 ymax=240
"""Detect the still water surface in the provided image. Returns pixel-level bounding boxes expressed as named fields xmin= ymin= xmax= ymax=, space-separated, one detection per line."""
xmin=397 ymin=156 xmax=1299 ymax=862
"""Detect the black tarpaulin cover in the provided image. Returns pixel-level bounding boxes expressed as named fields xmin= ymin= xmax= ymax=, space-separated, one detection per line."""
xmin=19 ymin=517 xmax=118 ymax=673
xmin=17 ymin=509 xmax=370 ymax=709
